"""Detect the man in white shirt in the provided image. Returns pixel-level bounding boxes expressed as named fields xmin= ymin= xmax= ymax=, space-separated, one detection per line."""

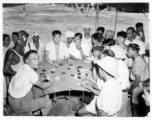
xmin=69 ymin=33 xmax=89 ymax=63
xmin=81 ymin=24 xmax=93 ymax=56
xmin=125 ymin=27 xmax=145 ymax=55
xmin=8 ymin=50 xmax=57 ymax=116
xmin=45 ymin=30 xmax=71 ymax=68
xmin=110 ymin=45 xmax=131 ymax=116
xmin=77 ymin=56 xmax=122 ymax=116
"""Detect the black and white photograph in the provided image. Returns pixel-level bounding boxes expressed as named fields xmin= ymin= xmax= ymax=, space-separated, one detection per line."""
xmin=2 ymin=0 xmax=150 ymax=117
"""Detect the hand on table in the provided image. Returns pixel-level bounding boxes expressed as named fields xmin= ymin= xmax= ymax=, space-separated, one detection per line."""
xmin=80 ymin=81 xmax=92 ymax=90
xmin=66 ymin=57 xmax=72 ymax=64
xmin=78 ymin=59 xmax=83 ymax=63
xmin=52 ymin=62 xmax=58 ymax=68
xmin=82 ymin=78 xmax=91 ymax=85
xmin=46 ymin=74 xmax=53 ymax=81
xmin=54 ymin=75 xmax=61 ymax=81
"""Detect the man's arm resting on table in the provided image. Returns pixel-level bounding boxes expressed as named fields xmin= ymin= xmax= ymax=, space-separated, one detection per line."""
xmin=129 ymin=75 xmax=140 ymax=92
xmin=35 ymin=79 xmax=56 ymax=90
xmin=70 ymin=54 xmax=80 ymax=62
xmin=3 ymin=51 xmax=16 ymax=75
xmin=84 ymin=78 xmax=100 ymax=91
xmin=83 ymin=83 xmax=100 ymax=96
xmin=79 ymin=47 xmax=87 ymax=60
xmin=44 ymin=50 xmax=53 ymax=65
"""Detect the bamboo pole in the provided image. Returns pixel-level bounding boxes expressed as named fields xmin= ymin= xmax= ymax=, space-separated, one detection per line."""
xmin=95 ymin=3 xmax=99 ymax=31
xmin=114 ymin=8 xmax=118 ymax=38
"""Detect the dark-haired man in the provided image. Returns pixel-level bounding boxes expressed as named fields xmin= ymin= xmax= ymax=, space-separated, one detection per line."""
xmin=102 ymin=38 xmax=116 ymax=50
xmin=91 ymin=33 xmax=103 ymax=46
xmin=116 ymin=31 xmax=133 ymax=68
xmin=8 ymin=50 xmax=56 ymax=116
xmin=96 ymin=27 xmax=105 ymax=41
xmin=45 ymin=30 xmax=71 ymax=67
xmin=125 ymin=27 xmax=145 ymax=55
xmin=116 ymin=31 xmax=127 ymax=49
xmin=3 ymin=34 xmax=11 ymax=56
xmin=69 ymin=33 xmax=89 ymax=63
xmin=4 ymin=32 xmax=25 ymax=80
xmin=126 ymin=44 xmax=149 ymax=116
xmin=135 ymin=22 xmax=145 ymax=42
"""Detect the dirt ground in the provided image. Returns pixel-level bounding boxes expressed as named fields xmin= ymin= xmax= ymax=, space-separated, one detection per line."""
xmin=3 ymin=4 xmax=149 ymax=116
xmin=3 ymin=4 xmax=149 ymax=47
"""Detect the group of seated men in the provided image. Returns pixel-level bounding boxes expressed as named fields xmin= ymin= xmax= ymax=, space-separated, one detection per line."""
xmin=3 ymin=22 xmax=150 ymax=116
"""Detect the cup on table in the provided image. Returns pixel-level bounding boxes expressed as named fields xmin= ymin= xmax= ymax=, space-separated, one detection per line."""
xmin=46 ymin=74 xmax=53 ymax=81
xmin=57 ymin=59 xmax=65 ymax=66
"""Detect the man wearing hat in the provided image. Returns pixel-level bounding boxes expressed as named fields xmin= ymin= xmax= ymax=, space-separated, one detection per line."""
xmin=105 ymin=30 xmax=114 ymax=39
xmin=76 ymin=46 xmax=104 ymax=116
xmin=28 ymin=32 xmax=45 ymax=62
xmin=81 ymin=24 xmax=93 ymax=57
xmin=19 ymin=30 xmax=30 ymax=53
xmin=65 ymin=30 xmax=75 ymax=47
xmin=72 ymin=46 xmax=104 ymax=112
xmin=126 ymin=44 xmax=149 ymax=116
xmin=110 ymin=45 xmax=131 ymax=117
xmin=77 ymin=56 xmax=122 ymax=116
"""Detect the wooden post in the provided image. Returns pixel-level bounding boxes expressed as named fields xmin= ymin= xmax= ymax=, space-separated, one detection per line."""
xmin=114 ymin=8 xmax=118 ymax=38
xmin=95 ymin=3 xmax=99 ymax=31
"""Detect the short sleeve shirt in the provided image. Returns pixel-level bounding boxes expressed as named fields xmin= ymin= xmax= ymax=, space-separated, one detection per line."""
xmin=130 ymin=56 xmax=149 ymax=82
xmin=45 ymin=41 xmax=69 ymax=61
xmin=8 ymin=64 xmax=39 ymax=98
xmin=82 ymin=36 xmax=93 ymax=55
xmin=117 ymin=60 xmax=130 ymax=90
xmin=96 ymin=78 xmax=122 ymax=116
xmin=69 ymin=42 xmax=89 ymax=59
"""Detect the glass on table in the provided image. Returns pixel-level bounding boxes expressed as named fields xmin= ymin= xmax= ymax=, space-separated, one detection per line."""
xmin=57 ymin=59 xmax=65 ymax=66
xmin=46 ymin=74 xmax=53 ymax=81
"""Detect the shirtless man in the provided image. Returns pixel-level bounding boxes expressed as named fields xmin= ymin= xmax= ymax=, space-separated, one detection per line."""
xmin=4 ymin=32 xmax=26 ymax=81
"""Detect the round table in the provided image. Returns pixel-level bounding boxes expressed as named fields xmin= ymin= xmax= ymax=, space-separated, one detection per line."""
xmin=37 ymin=60 xmax=93 ymax=95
